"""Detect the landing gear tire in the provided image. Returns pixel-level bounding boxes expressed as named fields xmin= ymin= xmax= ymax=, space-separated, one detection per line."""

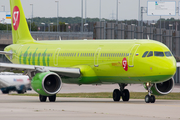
xmin=49 ymin=94 xmax=56 ymax=102
xmin=145 ymin=95 xmax=150 ymax=103
xmin=113 ymin=89 xmax=121 ymax=101
xmin=150 ymin=95 xmax=155 ymax=103
xmin=145 ymin=82 xmax=156 ymax=103
xmin=145 ymin=95 xmax=156 ymax=103
xmin=122 ymin=89 xmax=130 ymax=101
xmin=39 ymin=95 xmax=47 ymax=102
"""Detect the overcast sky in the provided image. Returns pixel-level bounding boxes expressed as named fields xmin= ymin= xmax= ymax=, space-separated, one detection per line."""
xmin=1 ymin=0 xmax=180 ymax=21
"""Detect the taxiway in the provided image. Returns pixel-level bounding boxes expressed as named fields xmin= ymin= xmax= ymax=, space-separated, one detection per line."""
xmin=0 ymin=94 xmax=180 ymax=120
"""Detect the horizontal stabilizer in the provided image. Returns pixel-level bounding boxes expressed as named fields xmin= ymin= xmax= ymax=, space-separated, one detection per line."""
xmin=0 ymin=51 xmax=13 ymax=55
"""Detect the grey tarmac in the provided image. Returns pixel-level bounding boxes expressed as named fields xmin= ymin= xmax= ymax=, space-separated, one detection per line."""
xmin=0 ymin=84 xmax=180 ymax=120
xmin=0 ymin=94 xmax=180 ymax=120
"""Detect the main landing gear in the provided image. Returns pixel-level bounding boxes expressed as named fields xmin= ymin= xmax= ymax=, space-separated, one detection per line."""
xmin=145 ymin=82 xmax=155 ymax=103
xmin=39 ymin=94 xmax=56 ymax=102
xmin=113 ymin=84 xmax=130 ymax=102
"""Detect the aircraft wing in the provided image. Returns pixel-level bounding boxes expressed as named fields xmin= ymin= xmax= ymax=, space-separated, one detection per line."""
xmin=0 ymin=63 xmax=81 ymax=78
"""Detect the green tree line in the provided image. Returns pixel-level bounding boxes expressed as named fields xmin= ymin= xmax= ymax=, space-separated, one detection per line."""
xmin=29 ymin=17 xmax=100 ymax=25
xmin=1 ymin=17 xmax=180 ymax=31
xmin=0 ymin=24 xmax=11 ymax=31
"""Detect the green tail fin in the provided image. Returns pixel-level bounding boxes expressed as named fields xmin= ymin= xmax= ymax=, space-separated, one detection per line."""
xmin=10 ymin=0 xmax=34 ymax=44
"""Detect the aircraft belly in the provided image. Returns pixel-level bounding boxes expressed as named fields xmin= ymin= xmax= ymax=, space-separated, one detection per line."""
xmin=62 ymin=76 xmax=101 ymax=84
xmin=98 ymin=75 xmax=173 ymax=84
xmin=62 ymin=74 xmax=174 ymax=85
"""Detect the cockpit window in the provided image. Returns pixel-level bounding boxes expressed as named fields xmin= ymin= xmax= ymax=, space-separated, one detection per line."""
xmin=142 ymin=51 xmax=149 ymax=57
xmin=165 ymin=51 xmax=172 ymax=57
xmin=147 ymin=51 xmax=153 ymax=57
xmin=154 ymin=51 xmax=164 ymax=57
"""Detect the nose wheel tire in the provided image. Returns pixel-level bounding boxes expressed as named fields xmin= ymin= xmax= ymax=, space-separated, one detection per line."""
xmin=122 ymin=89 xmax=130 ymax=101
xmin=39 ymin=95 xmax=47 ymax=102
xmin=49 ymin=94 xmax=56 ymax=102
xmin=113 ymin=89 xmax=121 ymax=101
xmin=145 ymin=95 xmax=156 ymax=103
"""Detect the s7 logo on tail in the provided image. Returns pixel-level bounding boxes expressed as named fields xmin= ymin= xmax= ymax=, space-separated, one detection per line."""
xmin=12 ymin=6 xmax=20 ymax=30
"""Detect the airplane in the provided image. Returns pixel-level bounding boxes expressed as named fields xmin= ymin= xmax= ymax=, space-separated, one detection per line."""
xmin=0 ymin=72 xmax=31 ymax=94
xmin=0 ymin=0 xmax=176 ymax=103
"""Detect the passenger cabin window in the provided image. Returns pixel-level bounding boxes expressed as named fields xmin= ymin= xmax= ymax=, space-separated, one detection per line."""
xmin=147 ymin=51 xmax=153 ymax=57
xmin=154 ymin=52 xmax=164 ymax=57
xmin=142 ymin=51 xmax=149 ymax=57
xmin=165 ymin=51 xmax=172 ymax=57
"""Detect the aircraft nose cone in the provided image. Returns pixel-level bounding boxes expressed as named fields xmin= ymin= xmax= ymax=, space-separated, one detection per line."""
xmin=168 ymin=64 xmax=176 ymax=75
xmin=161 ymin=60 xmax=176 ymax=76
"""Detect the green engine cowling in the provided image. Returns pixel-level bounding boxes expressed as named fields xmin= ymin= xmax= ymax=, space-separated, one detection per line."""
xmin=31 ymin=72 xmax=62 ymax=96
xmin=144 ymin=78 xmax=174 ymax=95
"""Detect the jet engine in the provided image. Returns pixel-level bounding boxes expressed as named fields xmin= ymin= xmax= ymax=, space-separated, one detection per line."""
xmin=144 ymin=78 xmax=174 ymax=95
xmin=31 ymin=72 xmax=62 ymax=96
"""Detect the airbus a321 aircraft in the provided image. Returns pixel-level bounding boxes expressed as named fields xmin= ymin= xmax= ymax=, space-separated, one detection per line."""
xmin=0 ymin=0 xmax=176 ymax=103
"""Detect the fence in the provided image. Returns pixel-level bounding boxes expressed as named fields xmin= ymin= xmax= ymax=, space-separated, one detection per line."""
xmin=31 ymin=32 xmax=93 ymax=40
xmin=174 ymin=66 xmax=180 ymax=84
xmin=0 ymin=31 xmax=93 ymax=45
xmin=38 ymin=22 xmax=94 ymax=32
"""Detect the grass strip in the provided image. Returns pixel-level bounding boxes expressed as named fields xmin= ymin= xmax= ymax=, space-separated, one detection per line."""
xmin=10 ymin=92 xmax=180 ymax=100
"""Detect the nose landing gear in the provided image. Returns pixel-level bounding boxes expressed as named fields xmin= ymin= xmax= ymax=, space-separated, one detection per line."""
xmin=145 ymin=82 xmax=156 ymax=103
xmin=113 ymin=84 xmax=130 ymax=102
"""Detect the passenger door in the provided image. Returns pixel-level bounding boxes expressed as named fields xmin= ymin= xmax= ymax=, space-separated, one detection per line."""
xmin=94 ymin=48 xmax=101 ymax=67
xmin=53 ymin=48 xmax=61 ymax=66
xmin=128 ymin=44 xmax=140 ymax=67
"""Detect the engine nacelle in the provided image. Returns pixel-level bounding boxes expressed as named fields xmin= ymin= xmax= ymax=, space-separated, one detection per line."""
xmin=144 ymin=78 xmax=174 ymax=95
xmin=31 ymin=72 xmax=62 ymax=96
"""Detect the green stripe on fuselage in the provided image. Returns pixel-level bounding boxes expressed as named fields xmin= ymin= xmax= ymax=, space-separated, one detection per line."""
xmin=19 ymin=51 xmax=22 ymax=64
xmin=23 ymin=46 xmax=30 ymax=64
xmin=32 ymin=48 xmax=38 ymax=65
xmin=38 ymin=53 xmax=41 ymax=65
xmin=43 ymin=49 xmax=47 ymax=66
